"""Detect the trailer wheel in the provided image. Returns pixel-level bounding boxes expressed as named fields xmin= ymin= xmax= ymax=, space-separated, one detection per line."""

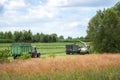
xmin=13 ymin=55 xmax=17 ymax=59
xmin=66 ymin=52 xmax=70 ymax=55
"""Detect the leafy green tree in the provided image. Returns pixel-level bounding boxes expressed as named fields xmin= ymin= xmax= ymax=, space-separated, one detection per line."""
xmin=113 ymin=2 xmax=120 ymax=15
xmin=67 ymin=36 xmax=72 ymax=40
xmin=6 ymin=31 xmax=13 ymax=39
xmin=20 ymin=30 xmax=32 ymax=42
xmin=14 ymin=31 xmax=23 ymax=42
xmin=51 ymin=33 xmax=58 ymax=42
xmin=32 ymin=33 xmax=40 ymax=42
xmin=39 ymin=33 xmax=44 ymax=42
xmin=58 ymin=35 xmax=64 ymax=41
xmin=42 ymin=34 xmax=49 ymax=42
xmin=0 ymin=32 xmax=4 ymax=38
xmin=87 ymin=2 xmax=120 ymax=53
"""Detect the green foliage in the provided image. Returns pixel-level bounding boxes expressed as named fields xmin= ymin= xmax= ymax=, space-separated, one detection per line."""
xmin=63 ymin=36 xmax=91 ymax=42
xmin=41 ymin=34 xmax=58 ymax=43
xmin=0 ymin=49 xmax=11 ymax=58
xmin=0 ymin=29 xmax=90 ymax=43
xmin=0 ymin=30 xmax=59 ymax=43
xmin=58 ymin=35 xmax=64 ymax=42
xmin=0 ymin=39 xmax=14 ymax=43
xmin=0 ymin=31 xmax=14 ymax=43
xmin=32 ymin=33 xmax=40 ymax=42
xmin=87 ymin=2 xmax=120 ymax=53
xmin=20 ymin=30 xmax=32 ymax=42
xmin=14 ymin=31 xmax=23 ymax=42
xmin=16 ymin=53 xmax=31 ymax=60
xmin=0 ymin=49 xmax=11 ymax=63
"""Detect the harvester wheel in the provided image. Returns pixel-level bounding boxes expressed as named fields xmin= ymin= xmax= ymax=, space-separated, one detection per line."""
xmin=87 ymin=51 xmax=89 ymax=54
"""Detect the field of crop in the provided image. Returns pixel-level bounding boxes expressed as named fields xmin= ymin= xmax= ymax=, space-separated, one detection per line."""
xmin=0 ymin=43 xmax=120 ymax=80
xmin=0 ymin=54 xmax=120 ymax=80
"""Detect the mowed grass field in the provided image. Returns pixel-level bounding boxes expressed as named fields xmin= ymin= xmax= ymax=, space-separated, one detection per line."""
xmin=0 ymin=42 xmax=72 ymax=57
xmin=0 ymin=43 xmax=120 ymax=80
xmin=32 ymin=43 xmax=70 ymax=57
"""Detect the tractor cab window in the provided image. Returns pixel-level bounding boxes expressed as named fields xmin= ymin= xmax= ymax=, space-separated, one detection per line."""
xmin=32 ymin=47 xmax=37 ymax=53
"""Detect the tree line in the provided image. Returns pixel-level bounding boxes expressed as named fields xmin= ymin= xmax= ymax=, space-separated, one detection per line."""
xmin=0 ymin=30 xmax=90 ymax=43
xmin=87 ymin=2 xmax=120 ymax=53
xmin=0 ymin=30 xmax=58 ymax=43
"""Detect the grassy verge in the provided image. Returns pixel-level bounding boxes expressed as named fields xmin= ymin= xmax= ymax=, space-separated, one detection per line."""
xmin=0 ymin=54 xmax=120 ymax=80
xmin=0 ymin=66 xmax=120 ymax=80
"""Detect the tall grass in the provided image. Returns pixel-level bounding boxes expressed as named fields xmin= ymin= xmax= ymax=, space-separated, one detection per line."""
xmin=0 ymin=54 xmax=120 ymax=73
xmin=0 ymin=54 xmax=120 ymax=80
xmin=0 ymin=66 xmax=120 ymax=80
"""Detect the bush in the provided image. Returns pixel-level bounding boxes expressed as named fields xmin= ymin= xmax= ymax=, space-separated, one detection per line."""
xmin=0 ymin=39 xmax=14 ymax=43
xmin=0 ymin=49 xmax=11 ymax=63
xmin=0 ymin=49 xmax=11 ymax=58
xmin=16 ymin=53 xmax=31 ymax=60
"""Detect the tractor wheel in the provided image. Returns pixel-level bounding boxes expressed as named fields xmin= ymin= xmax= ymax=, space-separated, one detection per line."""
xmin=37 ymin=53 xmax=40 ymax=58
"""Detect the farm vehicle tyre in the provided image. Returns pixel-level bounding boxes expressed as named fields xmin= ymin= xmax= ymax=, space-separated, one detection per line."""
xmin=85 ymin=51 xmax=89 ymax=54
xmin=37 ymin=53 xmax=40 ymax=58
xmin=77 ymin=51 xmax=80 ymax=54
xmin=66 ymin=52 xmax=70 ymax=55
xmin=13 ymin=55 xmax=18 ymax=59
xmin=87 ymin=52 xmax=89 ymax=54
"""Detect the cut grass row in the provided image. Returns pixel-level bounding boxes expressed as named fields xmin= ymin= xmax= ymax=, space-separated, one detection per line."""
xmin=0 ymin=43 xmax=70 ymax=55
xmin=32 ymin=43 xmax=69 ymax=55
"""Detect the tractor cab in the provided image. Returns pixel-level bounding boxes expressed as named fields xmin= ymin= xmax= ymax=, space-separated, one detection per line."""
xmin=30 ymin=46 xmax=40 ymax=58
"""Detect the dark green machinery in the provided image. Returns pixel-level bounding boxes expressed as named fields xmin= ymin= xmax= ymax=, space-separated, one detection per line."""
xmin=66 ymin=41 xmax=90 ymax=54
xmin=66 ymin=45 xmax=80 ymax=54
xmin=11 ymin=43 xmax=40 ymax=59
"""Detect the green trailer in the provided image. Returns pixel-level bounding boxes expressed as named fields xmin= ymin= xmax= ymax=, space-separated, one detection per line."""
xmin=11 ymin=43 xmax=32 ymax=58
xmin=11 ymin=43 xmax=41 ymax=59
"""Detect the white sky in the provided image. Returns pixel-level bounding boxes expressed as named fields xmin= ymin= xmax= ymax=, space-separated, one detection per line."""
xmin=0 ymin=0 xmax=119 ymax=38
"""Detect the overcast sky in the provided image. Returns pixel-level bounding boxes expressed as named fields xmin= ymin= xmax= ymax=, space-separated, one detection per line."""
xmin=0 ymin=0 xmax=119 ymax=38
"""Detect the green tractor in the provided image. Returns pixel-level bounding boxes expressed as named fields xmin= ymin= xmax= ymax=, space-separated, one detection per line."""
xmin=11 ymin=43 xmax=40 ymax=59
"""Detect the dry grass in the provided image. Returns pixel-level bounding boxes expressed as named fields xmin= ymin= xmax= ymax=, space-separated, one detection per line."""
xmin=0 ymin=54 xmax=120 ymax=74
